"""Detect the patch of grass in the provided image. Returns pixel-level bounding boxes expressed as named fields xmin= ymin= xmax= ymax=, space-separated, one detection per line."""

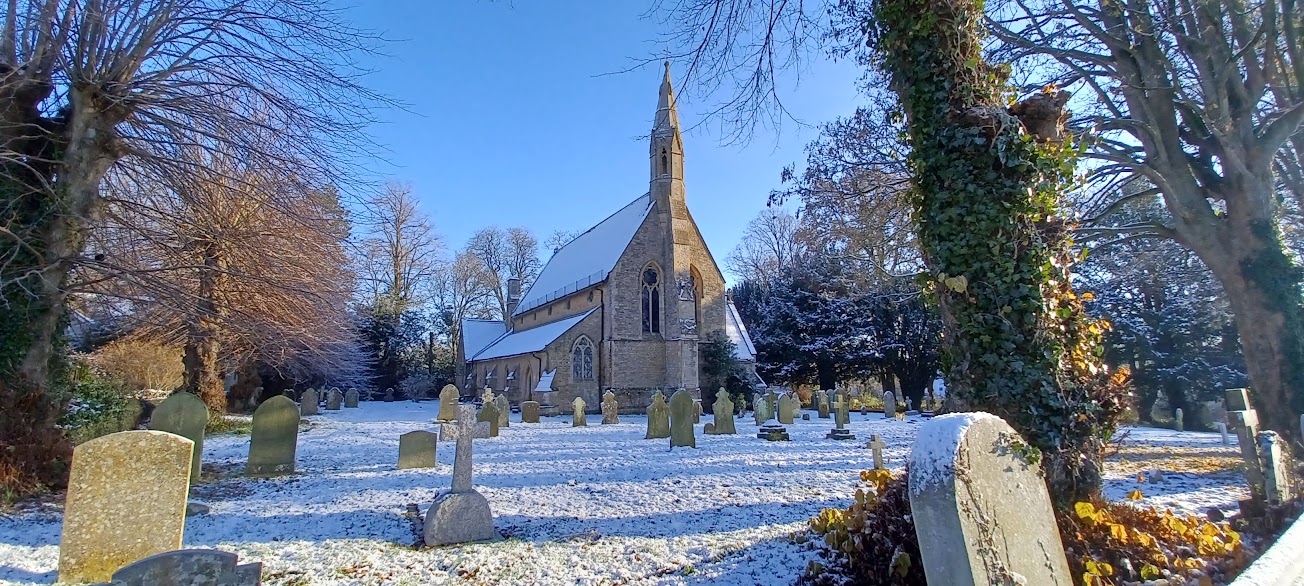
xmin=206 ymin=416 xmax=253 ymax=435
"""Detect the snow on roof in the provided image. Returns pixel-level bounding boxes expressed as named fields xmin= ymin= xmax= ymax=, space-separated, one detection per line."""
xmin=534 ymin=369 xmax=556 ymax=393
xmin=461 ymin=319 xmax=506 ymax=358
xmin=514 ymin=193 xmax=654 ymax=316
xmin=726 ymin=299 xmax=757 ymax=361
xmin=472 ymin=308 xmax=597 ymax=361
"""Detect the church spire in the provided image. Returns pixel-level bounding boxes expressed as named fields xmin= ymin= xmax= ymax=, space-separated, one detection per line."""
xmin=651 ymin=61 xmax=684 ymax=187
xmin=654 ymin=60 xmax=681 ymax=133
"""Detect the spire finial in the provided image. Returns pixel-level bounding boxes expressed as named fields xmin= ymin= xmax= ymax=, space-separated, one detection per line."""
xmin=664 ymin=60 xmax=671 ymax=78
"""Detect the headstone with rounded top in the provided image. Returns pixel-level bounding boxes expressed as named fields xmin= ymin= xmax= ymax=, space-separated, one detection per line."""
xmin=777 ymin=394 xmax=795 ymax=424
xmin=86 ymin=549 xmax=261 ymax=586
xmin=326 ymin=388 xmax=342 ymax=410
xmin=282 ymin=389 xmax=294 ymax=401
xmin=424 ymin=404 xmax=497 ymax=546
xmin=398 ymin=430 xmax=438 ymax=470
xmin=494 ymin=395 xmax=510 ymax=428
xmin=645 ymin=391 xmax=670 ymax=439
xmin=572 ymin=397 xmax=588 ymax=427
xmin=709 ymin=392 xmax=736 ymax=435
xmin=300 ymin=388 xmax=319 ymax=415
xmin=753 ymin=393 xmax=770 ymax=425
xmin=601 ymin=390 xmax=619 ymax=424
xmin=476 ymin=402 xmax=500 ymax=437
xmin=882 ymin=391 xmax=897 ymax=420
xmin=57 ymin=431 xmax=194 ymax=584
xmin=149 ymin=392 xmax=208 ymax=483
xmin=383 ymin=387 xmax=395 ymax=402
xmin=437 ymin=385 xmax=460 ymax=421
xmin=1175 ymin=408 xmax=1184 ymax=431
xmin=521 ymin=401 xmax=540 ymax=423
xmin=908 ymin=412 xmax=1072 ymax=585
xmin=817 ymin=390 xmax=830 ymax=419
xmin=344 ymin=388 xmax=359 ymax=408
xmin=245 ymin=396 xmax=299 ymax=476
xmin=669 ymin=390 xmax=696 ymax=448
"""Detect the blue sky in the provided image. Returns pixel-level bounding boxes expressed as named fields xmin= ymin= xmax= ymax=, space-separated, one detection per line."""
xmin=343 ymin=1 xmax=863 ymax=280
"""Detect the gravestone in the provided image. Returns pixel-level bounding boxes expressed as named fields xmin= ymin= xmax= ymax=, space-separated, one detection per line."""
xmin=437 ymin=385 xmax=460 ymax=421
xmin=424 ymin=404 xmax=496 ymax=546
xmin=300 ymin=388 xmax=319 ymax=415
xmin=58 ymin=431 xmax=194 ymax=584
xmin=440 ymin=421 xmax=490 ymax=442
xmin=482 ymin=387 xmax=495 ymax=405
xmin=88 ymin=549 xmax=261 ymax=586
xmin=882 ymin=391 xmax=896 ymax=419
xmin=1225 ymin=388 xmax=1266 ymax=502
xmin=494 ymin=395 xmax=510 ymax=428
xmin=826 ymin=391 xmax=855 ymax=440
xmin=245 ymin=396 xmax=300 ymax=476
xmin=709 ymin=393 xmax=736 ymax=435
xmin=1259 ymin=431 xmax=1293 ymax=504
xmin=572 ymin=397 xmax=587 ymax=426
xmin=753 ymin=392 xmax=769 ymax=425
xmin=869 ymin=434 xmax=887 ymax=470
xmin=601 ymin=390 xmax=619 ymax=424
xmin=383 ymin=387 xmax=395 ymax=402
xmin=693 ymin=399 xmax=702 ymax=424
xmin=817 ymin=390 xmax=830 ymax=419
xmin=669 ymin=390 xmax=696 ymax=448
xmin=398 ymin=430 xmax=438 ymax=470
xmin=149 ymin=392 xmax=208 ymax=483
xmin=777 ymin=394 xmax=795 ymax=424
xmin=281 ymin=389 xmax=294 ymax=401
xmin=521 ymin=401 xmax=540 ymax=423
xmin=1174 ymin=408 xmax=1184 ymax=431
xmin=908 ymin=413 xmax=1072 ymax=585
xmin=476 ymin=402 xmax=500 ymax=437
xmin=344 ymin=388 xmax=359 ymax=408
xmin=1217 ymin=421 xmax=1229 ymax=445
xmin=326 ymin=388 xmax=342 ymax=410
xmin=766 ymin=391 xmax=779 ymax=420
xmin=645 ymin=391 xmax=670 ymax=439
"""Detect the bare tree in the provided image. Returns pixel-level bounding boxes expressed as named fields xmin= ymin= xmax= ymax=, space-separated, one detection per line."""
xmin=466 ymin=226 xmax=540 ymax=318
xmin=726 ymin=209 xmax=806 ymax=285
xmin=431 ymin=248 xmax=495 ymax=354
xmin=545 ymin=229 xmax=581 ymax=255
xmin=358 ymin=183 xmax=443 ymax=312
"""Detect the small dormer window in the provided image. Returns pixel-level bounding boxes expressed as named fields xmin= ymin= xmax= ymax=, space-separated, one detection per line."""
xmin=660 ymin=148 xmax=668 ymax=174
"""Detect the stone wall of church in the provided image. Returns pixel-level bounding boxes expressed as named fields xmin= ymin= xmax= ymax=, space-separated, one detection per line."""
xmin=538 ymin=309 xmax=604 ymax=411
xmin=510 ymin=285 xmax=603 ymax=333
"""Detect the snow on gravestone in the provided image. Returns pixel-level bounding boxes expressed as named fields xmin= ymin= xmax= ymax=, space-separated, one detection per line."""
xmin=398 ymin=430 xmax=438 ymax=470
xmin=882 ymin=391 xmax=896 ymax=419
xmin=58 ymin=431 xmax=194 ymax=584
xmin=645 ymin=391 xmax=670 ymax=439
xmin=88 ymin=549 xmax=260 ymax=586
xmin=245 ymin=396 xmax=300 ymax=476
xmin=908 ymin=412 xmax=1072 ymax=586
xmin=436 ymin=385 xmax=459 ymax=421
xmin=148 ymin=392 xmax=208 ymax=483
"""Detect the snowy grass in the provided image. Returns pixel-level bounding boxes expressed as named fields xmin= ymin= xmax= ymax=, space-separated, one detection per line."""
xmin=0 ymin=403 xmax=1248 ymax=585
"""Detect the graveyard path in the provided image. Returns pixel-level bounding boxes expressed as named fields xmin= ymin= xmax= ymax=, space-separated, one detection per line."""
xmin=0 ymin=404 xmax=1248 ymax=586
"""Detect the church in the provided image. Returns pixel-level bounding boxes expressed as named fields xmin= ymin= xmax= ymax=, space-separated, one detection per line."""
xmin=456 ymin=63 xmax=757 ymax=412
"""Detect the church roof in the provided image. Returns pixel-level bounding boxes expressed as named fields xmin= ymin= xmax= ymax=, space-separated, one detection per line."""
xmin=514 ymin=193 xmax=654 ymax=316
xmin=472 ymin=308 xmax=597 ymax=361
xmin=461 ymin=318 xmax=506 ymax=358
xmin=725 ymin=299 xmax=757 ymax=362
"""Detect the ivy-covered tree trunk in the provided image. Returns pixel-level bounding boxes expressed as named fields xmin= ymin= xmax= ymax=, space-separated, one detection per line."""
xmin=183 ymin=247 xmax=227 ymax=414
xmin=870 ymin=0 xmax=1125 ymax=504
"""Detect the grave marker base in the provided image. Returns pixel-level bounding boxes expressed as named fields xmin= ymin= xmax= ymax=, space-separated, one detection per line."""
xmin=826 ymin=428 xmax=857 ymax=440
xmin=757 ymin=424 xmax=790 ymax=441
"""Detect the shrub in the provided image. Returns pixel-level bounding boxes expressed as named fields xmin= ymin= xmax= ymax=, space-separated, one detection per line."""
xmin=804 ymin=469 xmax=926 ymax=585
xmin=0 ymin=376 xmax=73 ymax=504
xmin=87 ymin=339 xmax=184 ymax=392
xmin=59 ymin=363 xmax=143 ymax=445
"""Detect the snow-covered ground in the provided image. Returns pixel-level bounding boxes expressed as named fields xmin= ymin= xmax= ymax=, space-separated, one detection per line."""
xmin=0 ymin=403 xmax=1248 ymax=585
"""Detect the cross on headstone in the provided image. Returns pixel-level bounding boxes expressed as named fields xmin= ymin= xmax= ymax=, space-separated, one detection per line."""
xmin=1225 ymin=388 xmax=1266 ymax=503
xmin=868 ymin=434 xmax=887 ymax=470
xmin=450 ymin=405 xmax=478 ymax=492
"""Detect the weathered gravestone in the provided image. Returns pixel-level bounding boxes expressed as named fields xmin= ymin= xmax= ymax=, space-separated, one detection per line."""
xmin=482 ymin=387 xmax=495 ymax=405
xmin=777 ymin=394 xmax=795 ymax=424
xmin=149 ymin=392 xmax=208 ymax=483
xmin=601 ymin=390 xmax=619 ymax=424
xmin=817 ymin=390 xmax=830 ymax=419
xmin=753 ymin=391 xmax=770 ymax=425
xmin=437 ymin=385 xmax=460 ymax=421
xmin=494 ymin=395 xmax=510 ymax=428
xmin=572 ymin=397 xmax=588 ymax=427
xmin=709 ymin=392 xmax=736 ymax=435
xmin=868 ymin=434 xmax=887 ymax=470
xmin=440 ymin=420 xmax=490 ymax=442
xmin=826 ymin=391 xmax=856 ymax=440
xmin=89 ymin=549 xmax=261 ymax=586
xmin=281 ymin=389 xmax=294 ymax=401
xmin=58 ymin=431 xmax=194 ymax=584
xmin=300 ymin=388 xmax=319 ymax=416
xmin=424 ymin=404 xmax=497 ymax=546
xmin=398 ymin=430 xmax=439 ymax=470
xmin=1174 ymin=407 xmax=1184 ymax=431
xmin=908 ymin=412 xmax=1072 ymax=586
xmin=477 ymin=402 xmax=500 ymax=437
xmin=326 ymin=388 xmax=342 ymax=411
xmin=521 ymin=401 xmax=540 ymax=423
xmin=693 ymin=399 xmax=702 ymax=424
xmin=383 ymin=387 xmax=396 ymax=402
xmin=882 ymin=391 xmax=896 ymax=419
xmin=344 ymin=388 xmax=359 ymax=408
xmin=645 ymin=391 xmax=670 ymax=439
xmin=1259 ymin=431 xmax=1294 ymax=504
xmin=669 ymin=390 xmax=696 ymax=448
xmin=245 ymin=396 xmax=299 ymax=476
xmin=1225 ymin=388 xmax=1266 ymax=503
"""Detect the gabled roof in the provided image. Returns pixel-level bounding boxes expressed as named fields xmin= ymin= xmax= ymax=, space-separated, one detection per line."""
xmin=725 ymin=299 xmax=757 ymax=362
xmin=472 ymin=308 xmax=597 ymax=361
xmin=514 ymin=193 xmax=654 ymax=316
xmin=461 ymin=319 xmax=506 ymax=358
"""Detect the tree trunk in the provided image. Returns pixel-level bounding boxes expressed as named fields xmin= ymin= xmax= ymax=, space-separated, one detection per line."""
xmin=184 ymin=248 xmax=227 ymax=413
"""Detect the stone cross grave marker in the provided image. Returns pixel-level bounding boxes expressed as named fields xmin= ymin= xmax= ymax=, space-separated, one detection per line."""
xmin=344 ymin=388 xmax=359 ymax=408
xmin=494 ymin=395 xmax=510 ymax=428
xmin=437 ymin=385 xmax=460 ymax=421
xmin=300 ymin=388 xmax=319 ymax=415
xmin=477 ymin=401 xmax=500 ymax=437
xmin=326 ymin=388 xmax=342 ymax=410
xmin=766 ymin=390 xmax=779 ymax=420
xmin=601 ymin=390 xmax=620 ymax=424
xmin=440 ymin=420 xmax=490 ymax=442
xmin=58 ymin=431 xmax=194 ymax=584
xmin=882 ymin=391 xmax=896 ymax=420
xmin=645 ymin=391 xmax=670 ymax=439
xmin=826 ymin=391 xmax=856 ymax=440
xmin=868 ymin=434 xmax=887 ymax=470
xmin=88 ymin=549 xmax=261 ymax=586
xmin=424 ymin=404 xmax=496 ymax=546
xmin=669 ymin=389 xmax=696 ymax=448
xmin=521 ymin=401 xmax=540 ymax=423
xmin=1225 ymin=388 xmax=1266 ymax=502
xmin=909 ymin=413 xmax=1072 ymax=585
xmin=777 ymin=393 xmax=795 ymax=424
xmin=398 ymin=430 xmax=438 ymax=470
xmin=572 ymin=397 xmax=588 ymax=427
xmin=246 ymin=396 xmax=300 ymax=476
xmin=1175 ymin=407 xmax=1184 ymax=431
xmin=149 ymin=392 xmax=208 ymax=483
xmin=482 ymin=387 xmax=495 ymax=405
xmin=709 ymin=391 xmax=736 ymax=435
xmin=817 ymin=390 xmax=830 ymax=419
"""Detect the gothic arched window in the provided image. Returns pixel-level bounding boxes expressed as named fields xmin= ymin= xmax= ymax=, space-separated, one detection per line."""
xmin=642 ymin=265 xmax=661 ymax=334
xmin=660 ymin=148 xmax=668 ymax=175
xmin=572 ymin=337 xmax=595 ymax=381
